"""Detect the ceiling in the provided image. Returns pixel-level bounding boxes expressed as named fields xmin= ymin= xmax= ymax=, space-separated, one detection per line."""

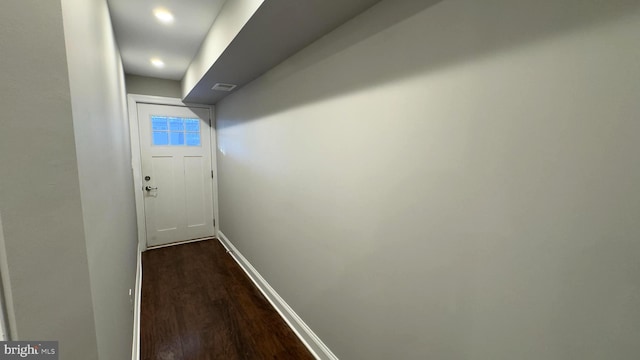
xmin=108 ymin=0 xmax=382 ymax=103
xmin=108 ymin=0 xmax=228 ymax=80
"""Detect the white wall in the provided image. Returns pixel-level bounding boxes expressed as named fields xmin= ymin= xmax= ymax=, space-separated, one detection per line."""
xmin=0 ymin=1 xmax=99 ymax=358
xmin=61 ymin=0 xmax=138 ymax=359
xmin=125 ymin=74 xmax=182 ymax=98
xmin=215 ymin=0 xmax=640 ymax=359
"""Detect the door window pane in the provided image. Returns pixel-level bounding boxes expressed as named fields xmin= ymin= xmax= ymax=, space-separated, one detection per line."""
xmin=170 ymin=132 xmax=185 ymax=145
xmin=185 ymin=119 xmax=200 ymax=132
xmin=186 ymin=132 xmax=201 ymax=146
xmin=169 ymin=117 xmax=184 ymax=131
xmin=152 ymin=116 xmax=168 ymax=131
xmin=153 ymin=131 xmax=169 ymax=145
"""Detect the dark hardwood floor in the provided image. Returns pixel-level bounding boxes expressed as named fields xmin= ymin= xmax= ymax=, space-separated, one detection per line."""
xmin=141 ymin=239 xmax=314 ymax=360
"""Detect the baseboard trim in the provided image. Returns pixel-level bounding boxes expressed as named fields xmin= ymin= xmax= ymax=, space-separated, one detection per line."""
xmin=217 ymin=231 xmax=338 ymax=360
xmin=146 ymin=236 xmax=215 ymax=251
xmin=131 ymin=250 xmax=142 ymax=360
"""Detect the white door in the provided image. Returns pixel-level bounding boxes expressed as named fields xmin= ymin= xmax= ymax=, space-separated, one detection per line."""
xmin=137 ymin=103 xmax=214 ymax=247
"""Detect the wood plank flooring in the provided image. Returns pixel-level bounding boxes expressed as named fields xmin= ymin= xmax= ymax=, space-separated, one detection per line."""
xmin=141 ymin=239 xmax=314 ymax=360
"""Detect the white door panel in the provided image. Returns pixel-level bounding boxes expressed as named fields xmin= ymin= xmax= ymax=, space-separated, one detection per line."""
xmin=151 ymin=156 xmax=179 ymax=232
xmin=137 ymin=103 xmax=214 ymax=247
xmin=185 ymin=156 xmax=206 ymax=226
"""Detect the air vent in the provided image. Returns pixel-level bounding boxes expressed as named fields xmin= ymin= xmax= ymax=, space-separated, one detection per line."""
xmin=211 ymin=83 xmax=237 ymax=92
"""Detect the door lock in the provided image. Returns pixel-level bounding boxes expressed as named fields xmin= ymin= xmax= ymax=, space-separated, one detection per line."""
xmin=145 ymin=186 xmax=158 ymax=191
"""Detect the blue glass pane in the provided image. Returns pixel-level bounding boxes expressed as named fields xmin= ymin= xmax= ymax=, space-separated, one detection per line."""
xmin=186 ymin=132 xmax=201 ymax=146
xmin=151 ymin=116 xmax=168 ymax=131
xmin=169 ymin=117 xmax=184 ymax=131
xmin=185 ymin=119 xmax=200 ymax=132
xmin=152 ymin=131 xmax=169 ymax=145
xmin=170 ymin=132 xmax=185 ymax=145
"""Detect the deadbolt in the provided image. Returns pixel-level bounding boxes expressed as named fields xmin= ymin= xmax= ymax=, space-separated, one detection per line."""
xmin=144 ymin=176 xmax=151 ymax=181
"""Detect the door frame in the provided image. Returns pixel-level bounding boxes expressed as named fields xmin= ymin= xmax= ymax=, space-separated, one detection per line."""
xmin=127 ymin=94 xmax=218 ymax=252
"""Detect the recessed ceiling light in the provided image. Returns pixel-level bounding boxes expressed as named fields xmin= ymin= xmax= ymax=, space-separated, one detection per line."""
xmin=153 ymin=8 xmax=174 ymax=24
xmin=150 ymin=58 xmax=165 ymax=68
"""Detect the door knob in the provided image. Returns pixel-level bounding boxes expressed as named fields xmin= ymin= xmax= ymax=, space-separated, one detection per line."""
xmin=145 ymin=186 xmax=158 ymax=191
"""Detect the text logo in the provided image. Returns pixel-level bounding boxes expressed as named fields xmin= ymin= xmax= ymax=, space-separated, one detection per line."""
xmin=0 ymin=342 xmax=57 ymax=359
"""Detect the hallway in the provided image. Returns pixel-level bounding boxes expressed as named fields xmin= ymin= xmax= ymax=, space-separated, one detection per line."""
xmin=2 ymin=1 xmax=640 ymax=358
xmin=141 ymin=240 xmax=314 ymax=360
